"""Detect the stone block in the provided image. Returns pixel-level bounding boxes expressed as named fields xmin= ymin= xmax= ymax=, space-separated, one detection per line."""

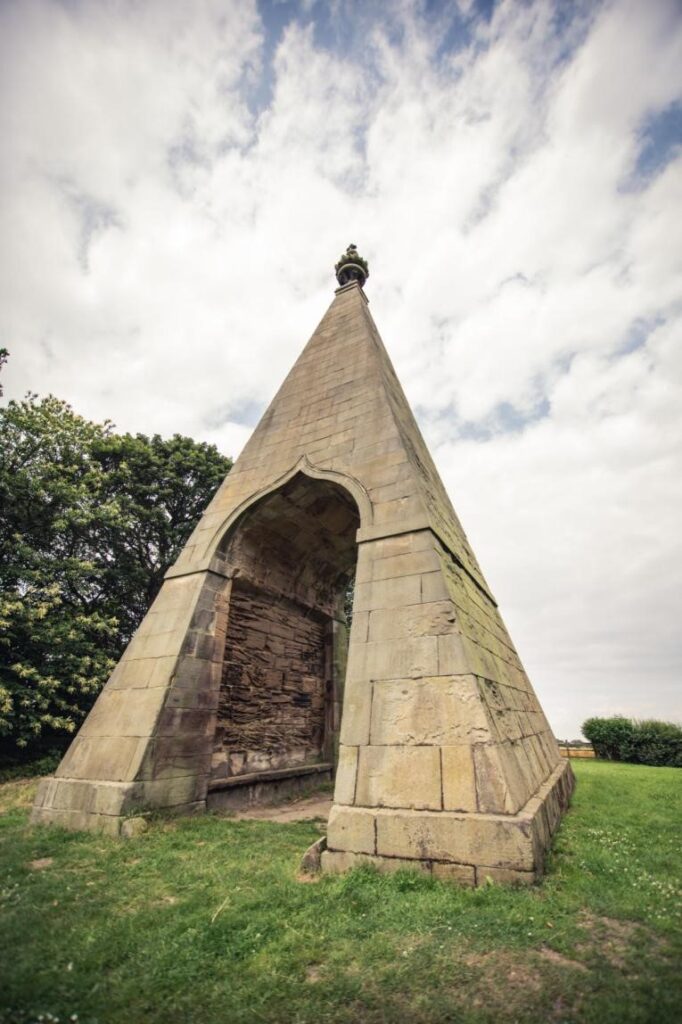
xmin=370 ymin=676 xmax=491 ymax=746
xmin=56 ymin=735 xmax=145 ymax=782
xmin=78 ymin=687 xmax=165 ymax=739
xmin=348 ymin=610 xmax=369 ymax=643
xmin=363 ymin=637 xmax=439 ymax=680
xmin=156 ymin=707 xmax=215 ymax=737
xmin=339 ymin=675 xmax=371 ymax=746
xmin=368 ymin=480 xmax=415 ymax=504
xmin=353 ymin=574 xmax=422 ymax=612
xmin=92 ymin=781 xmax=142 ymax=816
xmin=320 ymin=850 xmax=375 ymax=874
xmin=46 ymin=779 xmax=94 ymax=813
xmin=31 ymin=805 xmax=122 ymax=837
xmin=376 ymin=808 xmax=536 ymax=870
xmin=437 ymin=634 xmax=475 ymax=675
xmin=300 ymin=837 xmax=327 ymax=874
xmin=31 ymin=778 xmax=51 ymax=809
xmin=135 ymin=629 xmax=187 ymax=661
xmin=441 ymin=745 xmax=477 ymax=812
xmin=432 ymin=862 xmax=476 ymax=886
xmin=473 ymin=744 xmax=520 ymax=815
xmin=354 ymin=450 xmax=409 ymax=489
xmin=371 ymin=548 xmax=440 ymax=582
xmin=148 ymin=735 xmax=212 ymax=779
xmin=321 ymin=850 xmax=430 ymax=876
xmin=368 ymin=601 xmax=457 ymax=642
xmin=372 ymin=495 xmax=424 ymax=525
xmin=421 ymin=570 xmax=449 ymax=603
xmin=327 ymin=805 xmax=376 ymax=854
xmin=369 ymin=531 xmax=434 ymax=560
xmin=355 ymin=746 xmax=441 ymax=810
xmin=140 ymin=775 xmax=205 ymax=807
xmin=354 ymin=545 xmax=374 ymax=585
xmin=334 ymin=745 xmax=358 ymax=804
xmin=371 ymin=855 xmax=431 ymax=875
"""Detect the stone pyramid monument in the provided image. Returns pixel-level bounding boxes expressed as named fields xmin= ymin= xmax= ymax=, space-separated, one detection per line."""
xmin=33 ymin=245 xmax=574 ymax=884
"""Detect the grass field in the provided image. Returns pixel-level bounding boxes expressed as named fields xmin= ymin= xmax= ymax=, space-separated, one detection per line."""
xmin=0 ymin=760 xmax=680 ymax=1024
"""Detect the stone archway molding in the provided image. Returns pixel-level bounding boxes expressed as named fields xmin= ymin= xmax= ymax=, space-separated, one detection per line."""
xmin=163 ymin=456 xmax=372 ymax=581
xmin=206 ymin=456 xmax=372 ymax=568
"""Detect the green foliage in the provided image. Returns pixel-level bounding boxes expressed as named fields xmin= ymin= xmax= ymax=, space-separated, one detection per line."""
xmin=582 ymin=716 xmax=636 ymax=760
xmin=0 ymin=393 xmax=231 ymax=756
xmin=0 ymin=761 xmax=681 ymax=1023
xmin=0 ymin=752 xmax=61 ymax=784
xmin=583 ymin=715 xmax=682 ymax=767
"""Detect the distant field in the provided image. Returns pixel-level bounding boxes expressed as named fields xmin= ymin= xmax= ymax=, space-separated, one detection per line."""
xmin=0 ymin=760 xmax=680 ymax=1024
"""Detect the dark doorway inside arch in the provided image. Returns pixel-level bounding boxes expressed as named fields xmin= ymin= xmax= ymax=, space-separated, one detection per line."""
xmin=207 ymin=473 xmax=359 ymax=811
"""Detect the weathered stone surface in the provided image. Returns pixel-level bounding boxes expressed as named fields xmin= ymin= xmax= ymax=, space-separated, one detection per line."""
xmin=56 ymin=736 xmax=146 ymax=783
xmin=327 ymin=805 xmax=376 ymax=854
xmin=361 ymin=637 xmax=440 ymax=680
xmin=375 ymin=808 xmax=536 ymax=870
xmin=370 ymin=676 xmax=491 ymax=746
xmin=320 ymin=850 xmax=430 ymax=876
xmin=300 ymin=836 xmax=327 ymax=874
xmin=367 ymin=600 xmax=457 ymax=642
xmin=338 ymin=675 xmax=372 ymax=746
xmin=78 ymin=687 xmax=165 ymax=739
xmin=355 ymin=745 xmax=441 ymax=810
xmin=432 ymin=862 xmax=476 ymax=886
xmin=334 ymin=745 xmax=358 ymax=804
xmin=352 ymin=574 xmax=422 ymax=613
xmin=213 ymin=580 xmax=328 ymax=777
xmin=441 ymin=745 xmax=478 ymax=812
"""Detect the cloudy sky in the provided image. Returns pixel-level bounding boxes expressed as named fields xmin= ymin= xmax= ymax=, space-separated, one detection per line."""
xmin=2 ymin=0 xmax=681 ymax=740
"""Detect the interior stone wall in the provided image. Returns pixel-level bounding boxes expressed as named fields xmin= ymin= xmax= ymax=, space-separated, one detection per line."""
xmin=212 ymin=581 xmax=329 ymax=779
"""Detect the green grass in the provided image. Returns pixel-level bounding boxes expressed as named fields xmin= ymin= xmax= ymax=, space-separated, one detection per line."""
xmin=0 ymin=761 xmax=680 ymax=1024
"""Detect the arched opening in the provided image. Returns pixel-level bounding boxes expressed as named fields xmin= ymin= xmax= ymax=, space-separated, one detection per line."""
xmin=206 ymin=472 xmax=359 ymax=810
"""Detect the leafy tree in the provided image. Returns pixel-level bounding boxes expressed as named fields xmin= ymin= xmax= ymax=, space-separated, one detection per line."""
xmin=0 ymin=394 xmax=231 ymax=758
xmin=582 ymin=715 xmax=682 ymax=767
xmin=582 ymin=715 xmax=636 ymax=761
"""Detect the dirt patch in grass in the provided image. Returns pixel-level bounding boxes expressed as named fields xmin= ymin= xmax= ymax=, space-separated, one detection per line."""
xmin=538 ymin=946 xmax=589 ymax=973
xmin=461 ymin=949 xmax=582 ymax=1020
xmin=578 ymin=912 xmax=642 ymax=970
xmin=296 ymin=871 xmax=322 ymax=884
xmin=26 ymin=857 xmax=53 ymax=871
xmin=464 ymin=948 xmax=543 ymax=990
xmin=232 ymin=794 xmax=332 ymax=823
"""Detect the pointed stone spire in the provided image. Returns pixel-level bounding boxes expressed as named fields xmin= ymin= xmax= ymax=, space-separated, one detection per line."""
xmin=32 ymin=251 xmax=573 ymax=885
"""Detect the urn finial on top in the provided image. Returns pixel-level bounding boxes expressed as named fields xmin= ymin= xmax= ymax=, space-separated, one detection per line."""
xmin=335 ymin=244 xmax=369 ymax=288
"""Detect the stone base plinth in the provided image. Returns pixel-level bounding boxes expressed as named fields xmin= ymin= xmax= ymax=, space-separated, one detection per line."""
xmin=321 ymin=759 xmax=575 ymax=886
xmin=30 ymin=775 xmax=204 ymax=836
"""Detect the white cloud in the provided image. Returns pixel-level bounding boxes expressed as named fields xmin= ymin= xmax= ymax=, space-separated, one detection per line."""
xmin=1 ymin=0 xmax=681 ymax=737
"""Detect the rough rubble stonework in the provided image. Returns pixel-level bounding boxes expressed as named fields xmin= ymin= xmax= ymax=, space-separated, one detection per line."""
xmin=32 ymin=257 xmax=574 ymax=884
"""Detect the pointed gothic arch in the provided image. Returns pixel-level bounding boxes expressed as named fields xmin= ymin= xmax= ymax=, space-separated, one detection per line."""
xmin=205 ymin=469 xmax=361 ymax=809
